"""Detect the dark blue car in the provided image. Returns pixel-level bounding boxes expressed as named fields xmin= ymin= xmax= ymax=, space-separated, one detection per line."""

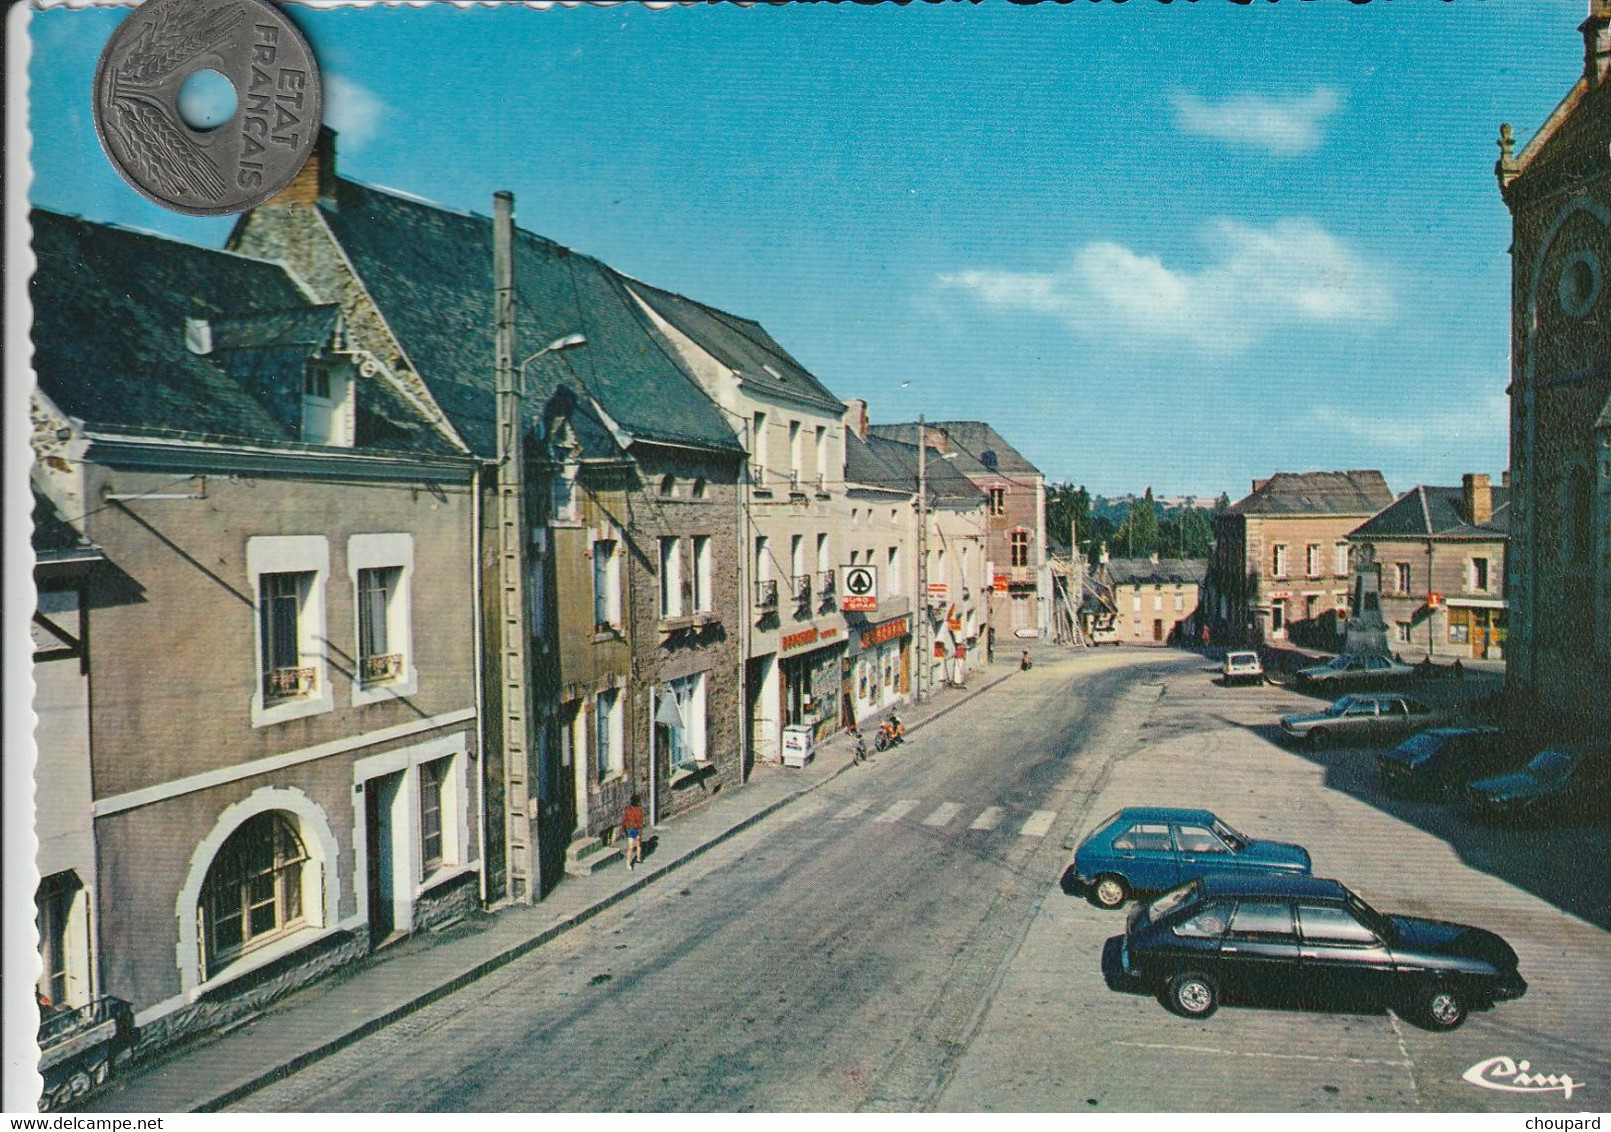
xmin=1069 ymin=806 xmax=1312 ymax=910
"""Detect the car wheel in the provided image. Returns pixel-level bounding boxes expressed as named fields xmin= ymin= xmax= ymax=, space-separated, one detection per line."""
xmin=1412 ymin=984 xmax=1468 ymax=1031
xmin=1090 ymin=874 xmax=1129 ymax=910
xmin=1164 ymin=971 xmax=1220 ymax=1019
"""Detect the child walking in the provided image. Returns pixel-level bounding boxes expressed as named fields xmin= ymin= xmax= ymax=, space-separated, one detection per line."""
xmin=622 ymin=794 xmax=645 ymax=870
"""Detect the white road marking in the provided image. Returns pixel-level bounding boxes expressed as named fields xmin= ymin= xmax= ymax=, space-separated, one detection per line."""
xmin=1019 ymin=810 xmax=1056 ymax=838
xmin=835 ymin=799 xmax=872 ymax=821
xmin=922 ymin=803 xmax=962 ymax=827
xmin=969 ymin=806 xmax=1004 ymax=831
xmin=1114 ymin=1041 xmax=1413 ymax=1068
xmin=875 ymin=799 xmax=920 ymax=824
xmin=774 ymin=799 xmax=825 ymax=826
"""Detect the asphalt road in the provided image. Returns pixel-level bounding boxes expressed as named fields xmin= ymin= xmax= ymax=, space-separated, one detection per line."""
xmin=230 ymin=649 xmax=1611 ymax=1112
xmin=230 ymin=650 xmax=1167 ymax=1112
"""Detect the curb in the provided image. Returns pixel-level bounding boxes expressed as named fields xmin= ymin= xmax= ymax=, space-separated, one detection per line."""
xmin=193 ymin=665 xmax=1020 ymax=1112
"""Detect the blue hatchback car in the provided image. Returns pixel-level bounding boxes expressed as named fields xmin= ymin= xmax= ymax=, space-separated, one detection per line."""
xmin=1070 ymin=807 xmax=1312 ymax=909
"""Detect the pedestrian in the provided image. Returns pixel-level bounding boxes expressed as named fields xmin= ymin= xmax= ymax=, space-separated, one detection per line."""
xmin=1020 ymin=649 xmax=1033 ymax=671
xmin=622 ymin=794 xmax=645 ymax=870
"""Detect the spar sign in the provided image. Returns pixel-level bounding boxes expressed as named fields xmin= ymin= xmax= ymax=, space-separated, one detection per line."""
xmin=840 ymin=565 xmax=877 ymax=613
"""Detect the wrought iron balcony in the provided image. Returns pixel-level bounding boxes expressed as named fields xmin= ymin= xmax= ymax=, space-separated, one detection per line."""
xmin=360 ymin=652 xmax=402 ymax=684
xmin=265 ymin=665 xmax=317 ymax=699
xmin=754 ymin=579 xmax=779 ymax=611
xmin=748 ymin=463 xmax=770 ymax=489
xmin=791 ymin=575 xmax=813 ymax=607
xmin=787 ymin=470 xmax=805 ymax=495
xmin=817 ymin=570 xmax=837 ymax=598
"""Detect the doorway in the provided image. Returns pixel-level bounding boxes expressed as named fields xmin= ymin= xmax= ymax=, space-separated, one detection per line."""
xmin=364 ymin=770 xmax=404 ymax=947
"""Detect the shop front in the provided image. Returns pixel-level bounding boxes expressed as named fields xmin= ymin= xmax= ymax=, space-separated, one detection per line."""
xmin=1446 ymin=599 xmax=1507 ymax=659
xmin=846 ymin=613 xmax=911 ymax=726
xmin=779 ymin=624 xmax=845 ymax=745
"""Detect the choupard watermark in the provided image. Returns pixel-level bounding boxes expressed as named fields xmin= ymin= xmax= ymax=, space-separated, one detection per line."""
xmin=1462 ymin=1055 xmax=1585 ymax=1100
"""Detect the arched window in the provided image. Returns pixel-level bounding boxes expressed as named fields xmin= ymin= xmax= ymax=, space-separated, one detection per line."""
xmin=660 ymin=474 xmax=678 ymax=498
xmin=691 ymin=477 xmax=707 ymax=499
xmin=200 ymin=811 xmax=308 ymax=967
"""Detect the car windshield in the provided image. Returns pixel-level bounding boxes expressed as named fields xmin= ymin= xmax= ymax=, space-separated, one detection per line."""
xmin=1325 ymin=696 xmax=1358 ymax=717
xmin=1211 ymin=819 xmax=1248 ymax=852
xmin=1327 ymin=656 xmax=1354 ymax=670
xmin=1399 ymin=732 xmax=1445 ymax=757
xmin=1344 ymin=889 xmax=1394 ymax=942
xmin=1527 ymin=750 xmax=1575 ymax=781
xmin=1146 ymin=879 xmax=1203 ymax=924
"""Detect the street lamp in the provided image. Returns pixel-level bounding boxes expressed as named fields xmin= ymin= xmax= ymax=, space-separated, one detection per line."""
xmin=519 ymin=332 xmax=587 ymax=380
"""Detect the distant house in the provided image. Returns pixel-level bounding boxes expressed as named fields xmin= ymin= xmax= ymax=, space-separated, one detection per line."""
xmin=29 ymin=209 xmax=482 ymax=1064
xmin=1347 ymin=475 xmax=1510 ymax=660
xmin=1203 ymin=471 xmax=1395 ymax=648
xmin=1097 ymin=555 xmax=1208 ymax=646
xmin=1496 ymin=1 xmax=1611 ymax=734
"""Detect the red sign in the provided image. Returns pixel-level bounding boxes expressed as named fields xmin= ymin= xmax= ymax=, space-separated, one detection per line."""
xmin=927 ymin=581 xmax=949 ymax=598
xmin=947 ymin=616 xmax=962 ymax=632
xmin=993 ymin=574 xmax=1009 ymax=593
xmin=1427 ymin=592 xmax=1442 ymax=610
xmin=781 ymin=627 xmax=819 ymax=652
xmin=820 ymin=627 xmax=839 ymax=640
xmin=933 ymin=643 xmax=946 ymax=658
xmin=953 ymin=645 xmax=965 ymax=659
xmin=860 ymin=617 xmax=909 ymax=649
xmin=843 ymin=595 xmax=877 ymax=613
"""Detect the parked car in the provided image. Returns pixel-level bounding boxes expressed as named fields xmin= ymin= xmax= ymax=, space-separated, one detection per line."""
xmin=1465 ymin=747 xmax=1611 ymax=824
xmin=1377 ymin=727 xmax=1518 ymax=799
xmin=1293 ymin=653 xmax=1415 ymax=689
xmin=1101 ymin=874 xmax=1527 ymax=1030
xmin=1069 ymin=807 xmax=1311 ymax=910
xmin=1220 ymin=651 xmax=1266 ymax=686
xmin=1280 ymin=693 xmax=1443 ymax=748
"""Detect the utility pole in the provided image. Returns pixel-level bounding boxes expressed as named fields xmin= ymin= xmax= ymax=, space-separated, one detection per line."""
xmin=915 ymin=414 xmax=927 ymax=703
xmin=493 ymin=191 xmax=536 ymax=904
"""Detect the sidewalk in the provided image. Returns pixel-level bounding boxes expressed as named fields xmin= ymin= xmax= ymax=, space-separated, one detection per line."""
xmin=78 ymin=658 xmax=1025 ymax=1113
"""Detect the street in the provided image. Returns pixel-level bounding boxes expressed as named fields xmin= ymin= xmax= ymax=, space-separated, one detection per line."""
xmin=229 ymin=651 xmax=1611 ymax=1113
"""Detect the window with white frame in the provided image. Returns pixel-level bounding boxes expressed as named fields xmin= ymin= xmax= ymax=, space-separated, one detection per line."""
xmin=1306 ymin=544 xmax=1321 ymax=577
xmin=249 ymin=536 xmax=331 ymax=726
xmin=349 ymin=534 xmax=416 ymax=706
xmin=1174 ymin=592 xmax=1184 ymax=612
xmin=888 ymin=546 xmax=901 ymax=594
xmin=660 ymin=537 xmax=683 ymax=618
xmin=593 ymin=536 xmax=621 ymax=630
xmin=595 ymin=688 xmax=624 ymax=778
xmin=1271 ymin=600 xmax=1286 ymax=636
xmin=1132 ymin=594 xmax=1142 ymax=613
xmin=35 ymin=872 xmax=88 ymax=1009
xmin=694 ymin=535 xmax=713 ymax=613
xmin=815 ymin=426 xmax=827 ymax=487
xmin=1272 ymin=544 xmax=1288 ymax=579
xmin=817 ymin=532 xmax=831 ymax=576
xmin=1335 ymin=543 xmax=1350 ymax=576
xmin=1396 ymin=621 xmax=1412 ymax=643
xmin=789 ymin=420 xmax=803 ymax=484
xmin=199 ymin=811 xmax=308 ymax=968
xmin=1395 ymin=562 xmax=1412 ymax=593
xmin=1470 ymin=557 xmax=1490 ymax=592
xmin=419 ymin=756 xmax=450 ymax=877
xmin=751 ymin=412 xmax=768 ymax=486
xmin=988 ymin=488 xmax=1006 ymax=517
xmin=1153 ymin=594 xmax=1163 ymax=611
xmin=553 ymin=463 xmax=579 ymax=522
xmin=660 ymin=673 xmax=708 ymax=772
xmin=1011 ymin=529 xmax=1030 ymax=567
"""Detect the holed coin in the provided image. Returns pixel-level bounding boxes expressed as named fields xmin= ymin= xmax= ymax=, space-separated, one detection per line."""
xmin=93 ymin=0 xmax=322 ymax=216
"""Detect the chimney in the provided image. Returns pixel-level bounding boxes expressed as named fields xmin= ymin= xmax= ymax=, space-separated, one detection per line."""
xmin=1463 ymin=473 xmax=1493 ymax=526
xmin=842 ymin=398 xmax=868 ymax=439
xmin=1251 ymin=478 xmax=1270 ymax=493
xmin=272 ymin=126 xmax=339 ymax=207
xmin=1502 ymin=469 xmax=1511 ymax=488
xmin=1584 ymin=0 xmax=1611 ymax=87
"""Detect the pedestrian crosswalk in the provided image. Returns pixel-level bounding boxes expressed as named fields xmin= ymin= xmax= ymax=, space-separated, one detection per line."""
xmin=815 ymin=796 xmax=1060 ymax=840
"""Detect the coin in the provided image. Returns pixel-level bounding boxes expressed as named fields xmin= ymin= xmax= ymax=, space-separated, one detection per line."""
xmin=93 ymin=0 xmax=322 ymax=216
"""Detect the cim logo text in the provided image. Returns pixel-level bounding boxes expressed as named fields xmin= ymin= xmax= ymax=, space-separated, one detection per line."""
xmin=1463 ymin=1055 xmax=1585 ymax=1100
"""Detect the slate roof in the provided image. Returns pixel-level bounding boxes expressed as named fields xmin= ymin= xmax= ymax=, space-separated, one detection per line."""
xmin=851 ymin=433 xmax=984 ymax=508
xmin=1349 ymin=485 xmax=1511 ymax=541
xmin=315 ymin=180 xmax=742 ymax=459
xmin=1228 ymin=470 xmax=1394 ymax=516
xmin=622 ymin=278 xmax=845 ymax=414
xmin=869 ymin=421 xmax=1041 ymax=480
xmin=29 ymin=209 xmax=457 ymax=458
xmin=865 ymin=423 xmax=993 ymax=480
xmin=1103 ymin=557 xmax=1207 ymax=587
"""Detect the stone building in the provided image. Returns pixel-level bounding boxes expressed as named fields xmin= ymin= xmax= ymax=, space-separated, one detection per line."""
xmin=622 ymin=278 xmax=854 ymax=767
xmin=868 ymin=421 xmax=1046 ymax=646
xmin=1496 ymin=0 xmax=1611 ymax=735
xmin=1347 ymin=475 xmax=1510 ymax=660
xmin=840 ymin=427 xmax=918 ymax=726
xmin=1202 ymin=471 xmax=1395 ymax=648
xmin=1097 ymin=555 xmax=1208 ymax=645
xmin=230 ymin=132 xmax=746 ymax=878
xmin=29 ymin=211 xmax=483 ymax=1064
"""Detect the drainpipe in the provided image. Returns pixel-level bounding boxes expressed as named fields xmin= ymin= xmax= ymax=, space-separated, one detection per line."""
xmin=1427 ymin=539 xmax=1436 ymax=661
xmin=737 ymin=448 xmax=750 ymax=783
xmin=471 ymin=462 xmax=489 ymax=905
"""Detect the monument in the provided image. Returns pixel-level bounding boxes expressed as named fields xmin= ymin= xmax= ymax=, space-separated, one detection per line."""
xmin=1343 ymin=543 xmax=1390 ymax=656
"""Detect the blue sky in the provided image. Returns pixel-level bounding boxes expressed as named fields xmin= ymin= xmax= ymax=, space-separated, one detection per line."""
xmin=25 ymin=2 xmax=1589 ymax=498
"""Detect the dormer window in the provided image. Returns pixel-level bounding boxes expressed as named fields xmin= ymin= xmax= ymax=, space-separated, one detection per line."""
xmin=300 ymin=364 xmax=352 ymax=447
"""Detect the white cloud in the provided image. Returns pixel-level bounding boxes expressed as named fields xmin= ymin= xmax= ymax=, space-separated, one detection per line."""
xmin=1307 ymin=393 xmax=1509 ymax=455
xmin=938 ymin=217 xmax=1391 ymax=354
xmin=323 ymin=75 xmax=384 ymax=149
xmin=1171 ymin=87 xmax=1344 ymax=157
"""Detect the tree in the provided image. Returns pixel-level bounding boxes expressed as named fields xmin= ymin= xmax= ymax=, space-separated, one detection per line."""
xmin=1118 ymin=487 xmax=1161 ymax=558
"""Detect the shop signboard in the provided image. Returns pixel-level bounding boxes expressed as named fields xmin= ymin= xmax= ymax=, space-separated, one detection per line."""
xmin=840 ymin=565 xmax=878 ymax=613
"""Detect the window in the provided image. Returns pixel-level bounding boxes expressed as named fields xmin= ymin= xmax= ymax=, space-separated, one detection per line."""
xmin=888 ymin=545 xmax=901 ymax=594
xmin=200 ymin=812 xmax=307 ymax=966
xmin=815 ymin=425 xmax=827 ymax=485
xmin=1272 ymin=544 xmax=1288 ymax=578
xmin=593 ymin=537 xmax=621 ymax=630
xmin=1306 ymin=544 xmax=1321 ymax=577
xmin=817 ymin=532 xmax=831 ymax=576
xmin=1111 ymin=822 xmax=1171 ymax=852
xmin=659 ymin=474 xmax=677 ymax=498
xmin=304 ymin=369 xmax=329 ymax=399
xmin=1227 ymin=900 xmax=1295 ymax=941
xmin=349 ymin=534 xmax=416 ymax=706
xmin=1132 ymin=594 xmax=1142 ymax=613
xmin=849 ymin=549 xmax=860 ymax=566
xmin=751 ymin=412 xmax=768 ymax=485
xmin=1011 ymin=529 xmax=1030 ymax=567
xmin=1271 ymin=600 xmax=1286 ymax=636
xmin=594 ymin=688 xmax=623 ymax=778
xmin=659 ymin=537 xmax=683 ymax=618
xmin=755 ymin=536 xmax=771 ymax=583
xmin=299 ymin=366 xmax=350 ymax=446
xmin=1174 ymin=825 xmax=1228 ymax=854
xmin=419 ymin=757 xmax=449 ymax=876
xmin=552 ymin=463 xmax=579 ymax=522
xmin=1336 ymin=544 xmax=1350 ymax=576
xmin=1395 ymin=562 xmax=1412 ymax=593
xmin=261 ymin=571 xmax=312 ymax=699
xmin=659 ymin=673 xmax=707 ymax=772
xmin=1396 ymin=621 xmax=1412 ymax=643
xmin=694 ymin=535 xmax=713 ymax=613
xmin=1153 ymin=594 xmax=1163 ymax=612
xmin=789 ymin=420 xmax=802 ymax=483
xmin=1471 ymin=557 xmax=1490 ymax=591
xmin=1173 ymin=902 xmax=1232 ymax=940
xmin=1305 ymin=594 xmax=1318 ymax=622
xmin=249 ymin=536 xmax=331 ymax=726
xmin=1297 ymin=903 xmax=1379 ymax=946
xmin=691 ymin=477 xmax=708 ymax=500
xmin=357 ymin=566 xmax=402 ymax=685
xmin=35 ymin=872 xmax=83 ymax=1008
xmin=1174 ymin=593 xmax=1184 ymax=612
xmin=1449 ymin=619 xmax=1470 ymax=645
xmin=988 ymin=488 xmax=1006 ymax=517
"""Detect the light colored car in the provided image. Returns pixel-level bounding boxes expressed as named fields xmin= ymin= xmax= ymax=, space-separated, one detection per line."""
xmin=1280 ymin=693 xmax=1445 ymax=748
xmin=1221 ymin=651 xmax=1265 ymax=686
xmin=1293 ymin=652 xmax=1415 ymax=689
